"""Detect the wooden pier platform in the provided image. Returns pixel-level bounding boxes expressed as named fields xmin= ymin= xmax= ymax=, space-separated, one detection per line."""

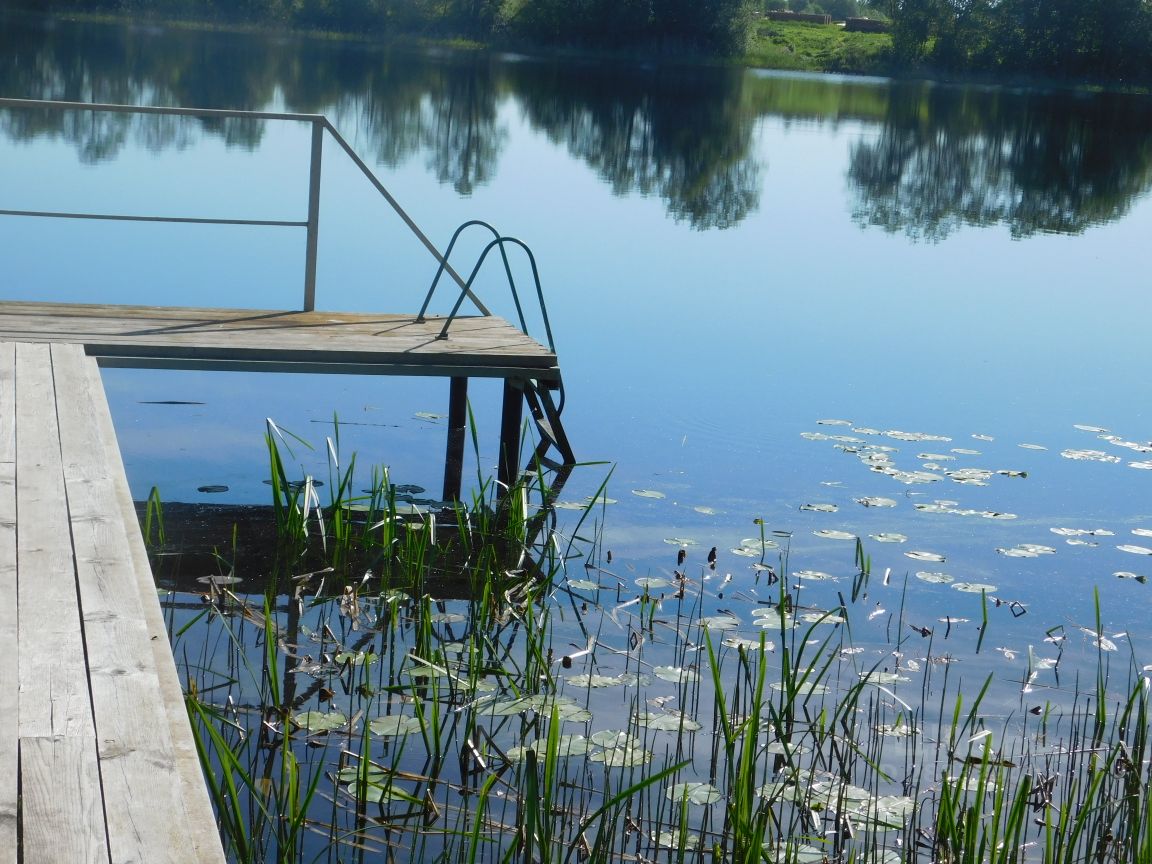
xmin=0 ymin=299 xmax=573 ymax=499
xmin=1 ymin=340 xmax=225 ymax=863
xmin=0 ymin=300 xmax=561 ymax=379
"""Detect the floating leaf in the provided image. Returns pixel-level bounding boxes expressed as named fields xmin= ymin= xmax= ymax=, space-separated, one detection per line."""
xmin=1119 ymin=544 xmax=1152 ymax=555
xmin=197 ymin=484 xmax=229 ymax=494
xmin=568 ymin=673 xmax=628 ymax=688
xmin=763 ymin=841 xmax=828 ymax=863
xmin=856 ymin=496 xmax=898 ymax=508
xmin=632 ymin=489 xmax=666 ymax=499
xmin=567 ymin=578 xmax=600 ymax=591
xmin=770 ymin=681 xmax=829 ymax=695
xmin=293 ymin=711 xmax=347 ymax=733
xmin=694 ymin=505 xmax=721 ymax=515
xmin=652 ymin=830 xmax=700 ymax=850
xmin=663 ymin=537 xmax=698 ymax=546
xmin=1133 ymin=529 xmax=1152 ymax=538
xmin=507 ymin=735 xmax=589 ymax=761
xmin=635 ymin=577 xmax=672 ymax=590
xmin=793 ymin=569 xmax=836 ymax=581
xmin=1061 ymin=449 xmax=1121 ymax=463
xmin=916 ymin=571 xmax=953 ymax=584
xmin=813 ymin=529 xmax=856 ymax=540
xmin=1018 ymin=443 xmax=1048 ymax=450
xmin=953 ymin=582 xmax=998 ymax=593
xmin=905 ymin=550 xmax=946 ymax=562
xmin=870 ymin=532 xmax=908 ymax=543
xmin=800 ymin=502 xmax=838 ymax=513
xmin=700 ymin=615 xmax=741 ymax=630
xmin=817 ymin=418 xmax=854 ymax=426
xmin=1116 ymin=571 xmax=1148 ymax=583
xmin=876 ymin=723 xmax=919 ymax=737
xmin=666 ymin=782 xmax=722 ymax=805
xmin=724 ymin=636 xmax=774 ymax=652
xmin=654 ymin=666 xmax=700 ymax=684
xmin=635 ymin=711 xmax=703 ymax=732
xmin=589 ymin=745 xmax=652 ymax=767
xmin=1074 ymin=424 xmax=1110 ymax=433
xmin=368 ymin=715 xmax=424 ymax=737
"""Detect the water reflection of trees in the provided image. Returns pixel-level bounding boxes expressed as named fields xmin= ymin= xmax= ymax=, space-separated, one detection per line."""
xmin=0 ymin=16 xmax=759 ymax=225
xmin=8 ymin=16 xmax=1152 ymax=236
xmin=508 ymin=61 xmax=761 ymax=229
xmin=847 ymin=83 xmax=1152 ymax=240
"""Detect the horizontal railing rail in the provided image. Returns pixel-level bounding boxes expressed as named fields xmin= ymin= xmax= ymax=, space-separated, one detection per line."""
xmin=0 ymin=97 xmax=486 ymax=315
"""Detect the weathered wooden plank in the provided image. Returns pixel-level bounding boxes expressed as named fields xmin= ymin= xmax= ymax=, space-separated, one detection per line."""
xmin=19 ymin=735 xmax=109 ymax=864
xmin=0 ymin=343 xmax=17 ymax=864
xmin=53 ymin=343 xmax=223 ymax=864
xmin=52 ymin=345 xmax=226 ymax=864
xmin=15 ymin=341 xmax=94 ymax=740
xmin=0 ymin=302 xmax=557 ymax=370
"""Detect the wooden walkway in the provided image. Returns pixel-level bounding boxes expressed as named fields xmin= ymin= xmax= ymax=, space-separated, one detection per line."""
xmin=1 ymin=341 xmax=225 ymax=864
xmin=0 ymin=300 xmax=561 ymax=379
xmin=0 ymin=299 xmax=573 ymax=498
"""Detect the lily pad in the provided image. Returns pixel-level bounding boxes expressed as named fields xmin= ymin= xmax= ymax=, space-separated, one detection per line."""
xmin=635 ymin=711 xmax=703 ymax=732
xmin=666 ymin=782 xmax=722 ymax=805
xmin=870 ymin=532 xmax=908 ymax=543
xmin=905 ymin=550 xmax=946 ymax=562
xmin=293 ymin=711 xmax=347 ymax=733
xmin=813 ymin=529 xmax=856 ymax=540
xmin=632 ymin=489 xmax=666 ymax=499
xmin=368 ymin=715 xmax=424 ymax=737
xmin=952 ymin=582 xmax=998 ymax=593
xmin=654 ymin=665 xmax=700 ymax=684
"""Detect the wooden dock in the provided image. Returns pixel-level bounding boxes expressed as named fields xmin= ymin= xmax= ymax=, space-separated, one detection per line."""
xmin=2 ymin=340 xmax=225 ymax=863
xmin=0 ymin=300 xmax=571 ymax=862
xmin=0 ymin=300 xmax=573 ymax=499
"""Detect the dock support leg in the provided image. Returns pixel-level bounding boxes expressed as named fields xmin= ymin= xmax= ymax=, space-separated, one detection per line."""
xmin=442 ymin=376 xmax=468 ymax=502
xmin=497 ymin=379 xmax=524 ymax=494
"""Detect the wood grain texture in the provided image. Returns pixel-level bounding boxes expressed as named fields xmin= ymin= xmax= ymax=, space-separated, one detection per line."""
xmin=0 ymin=343 xmax=17 ymax=862
xmin=19 ymin=736 xmax=109 ymax=864
xmin=0 ymin=301 xmax=558 ymax=373
xmin=53 ymin=344 xmax=221 ymax=864
xmin=15 ymin=342 xmax=94 ymax=740
xmin=57 ymin=346 xmax=226 ymax=863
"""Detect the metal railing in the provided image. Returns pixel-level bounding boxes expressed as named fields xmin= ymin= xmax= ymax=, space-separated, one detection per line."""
xmin=0 ymin=97 xmax=485 ymax=315
xmin=416 ymin=220 xmax=557 ymax=354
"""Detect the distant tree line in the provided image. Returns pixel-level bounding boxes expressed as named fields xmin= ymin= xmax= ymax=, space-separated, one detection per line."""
xmin=14 ymin=0 xmax=757 ymax=54
xmin=14 ymin=0 xmax=1152 ymax=81
xmin=880 ymin=0 xmax=1152 ymax=79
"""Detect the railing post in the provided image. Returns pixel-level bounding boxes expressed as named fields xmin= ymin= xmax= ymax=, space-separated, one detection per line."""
xmin=303 ymin=119 xmax=324 ymax=312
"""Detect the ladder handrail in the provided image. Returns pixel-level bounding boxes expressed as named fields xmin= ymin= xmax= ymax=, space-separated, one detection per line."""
xmin=423 ymin=226 xmax=556 ymax=354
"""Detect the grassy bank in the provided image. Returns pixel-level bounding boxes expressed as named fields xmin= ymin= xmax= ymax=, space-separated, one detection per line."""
xmin=744 ymin=19 xmax=892 ymax=75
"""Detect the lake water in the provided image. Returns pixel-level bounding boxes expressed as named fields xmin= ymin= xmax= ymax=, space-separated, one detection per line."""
xmin=3 ymin=13 xmax=1152 ymax=858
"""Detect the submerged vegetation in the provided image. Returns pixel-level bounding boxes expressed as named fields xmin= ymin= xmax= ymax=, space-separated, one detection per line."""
xmin=155 ymin=418 xmax=1152 ymax=863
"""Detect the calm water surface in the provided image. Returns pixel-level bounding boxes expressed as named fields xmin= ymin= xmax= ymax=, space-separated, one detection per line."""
xmin=3 ymin=15 xmax=1151 ymax=664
